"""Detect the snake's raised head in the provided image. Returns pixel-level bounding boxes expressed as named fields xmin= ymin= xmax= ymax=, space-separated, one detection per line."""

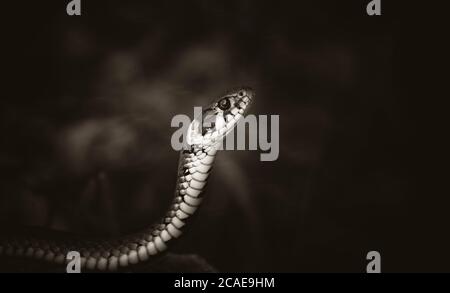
xmin=187 ymin=87 xmax=254 ymax=148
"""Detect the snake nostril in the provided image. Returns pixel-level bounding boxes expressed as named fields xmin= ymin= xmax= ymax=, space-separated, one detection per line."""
xmin=240 ymin=88 xmax=254 ymax=100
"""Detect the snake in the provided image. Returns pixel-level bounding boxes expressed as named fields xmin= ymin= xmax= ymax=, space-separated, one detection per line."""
xmin=0 ymin=88 xmax=254 ymax=272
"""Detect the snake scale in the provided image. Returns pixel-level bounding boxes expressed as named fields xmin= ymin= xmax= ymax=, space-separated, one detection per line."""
xmin=0 ymin=88 xmax=253 ymax=271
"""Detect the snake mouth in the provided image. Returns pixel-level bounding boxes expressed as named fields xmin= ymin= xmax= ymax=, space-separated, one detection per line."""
xmin=235 ymin=95 xmax=252 ymax=115
xmin=240 ymin=87 xmax=254 ymax=101
xmin=236 ymin=87 xmax=254 ymax=112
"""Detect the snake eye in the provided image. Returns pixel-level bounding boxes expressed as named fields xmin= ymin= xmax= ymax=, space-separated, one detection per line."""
xmin=218 ymin=98 xmax=231 ymax=111
xmin=238 ymin=90 xmax=245 ymax=97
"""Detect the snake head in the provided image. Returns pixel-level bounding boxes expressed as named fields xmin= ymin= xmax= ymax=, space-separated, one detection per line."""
xmin=187 ymin=87 xmax=254 ymax=148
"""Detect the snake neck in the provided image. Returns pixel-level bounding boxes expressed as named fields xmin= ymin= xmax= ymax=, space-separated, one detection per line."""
xmin=0 ymin=144 xmax=218 ymax=272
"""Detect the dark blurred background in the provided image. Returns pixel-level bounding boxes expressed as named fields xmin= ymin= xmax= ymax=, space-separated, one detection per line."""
xmin=2 ymin=1 xmax=436 ymax=272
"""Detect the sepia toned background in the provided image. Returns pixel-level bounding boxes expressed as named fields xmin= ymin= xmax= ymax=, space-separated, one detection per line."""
xmin=2 ymin=1 xmax=435 ymax=272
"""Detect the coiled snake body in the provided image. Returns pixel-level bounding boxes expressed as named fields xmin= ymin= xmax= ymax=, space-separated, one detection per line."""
xmin=0 ymin=88 xmax=253 ymax=271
